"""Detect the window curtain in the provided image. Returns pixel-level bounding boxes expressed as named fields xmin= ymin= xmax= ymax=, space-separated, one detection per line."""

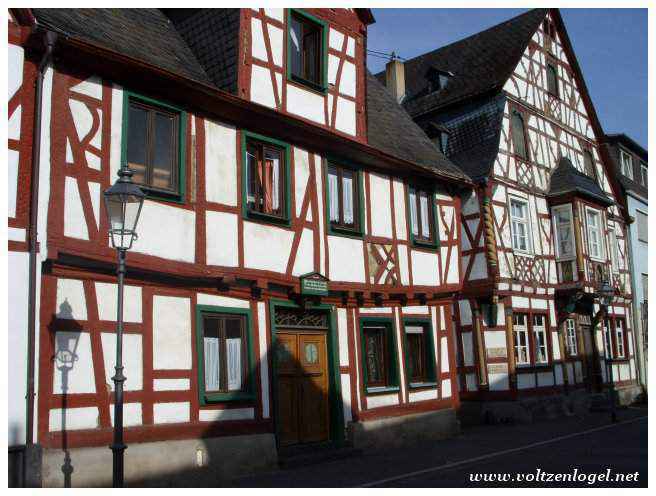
xmin=268 ymin=152 xmax=280 ymax=211
xmin=420 ymin=193 xmax=430 ymax=238
xmin=290 ymin=17 xmax=302 ymax=77
xmin=342 ymin=173 xmax=354 ymax=224
xmin=328 ymin=171 xmax=340 ymax=222
xmin=246 ymin=150 xmax=257 ymax=204
xmin=226 ymin=338 xmax=242 ymax=391
xmin=203 ymin=337 xmax=220 ymax=391
xmin=409 ymin=190 xmax=419 ymax=236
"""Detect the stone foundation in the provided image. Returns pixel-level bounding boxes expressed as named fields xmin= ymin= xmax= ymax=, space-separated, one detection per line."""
xmin=348 ymin=408 xmax=460 ymax=450
xmin=42 ymin=433 xmax=277 ymax=487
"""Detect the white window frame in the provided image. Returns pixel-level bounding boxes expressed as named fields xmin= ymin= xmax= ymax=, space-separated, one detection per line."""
xmin=510 ymin=196 xmax=532 ymax=254
xmin=620 ymin=149 xmax=633 ymax=180
xmin=565 ymin=318 xmax=578 ymax=356
xmin=640 ymin=162 xmax=648 ymax=186
xmin=603 ymin=319 xmax=613 ymax=359
xmin=615 ymin=319 xmax=625 ymax=358
xmin=551 ymin=204 xmax=575 ymax=260
xmin=608 ymin=226 xmax=620 ymax=273
xmin=513 ymin=314 xmax=530 ymax=366
xmin=532 ymin=314 xmax=549 ymax=365
xmin=585 ymin=207 xmax=604 ymax=262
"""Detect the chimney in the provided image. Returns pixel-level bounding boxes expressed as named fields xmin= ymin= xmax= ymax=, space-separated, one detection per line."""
xmin=385 ymin=56 xmax=405 ymax=104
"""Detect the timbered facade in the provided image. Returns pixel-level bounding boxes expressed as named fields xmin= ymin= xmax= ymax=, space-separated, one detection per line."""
xmin=381 ymin=9 xmax=639 ymax=412
xmin=8 ymin=8 xmax=470 ymax=486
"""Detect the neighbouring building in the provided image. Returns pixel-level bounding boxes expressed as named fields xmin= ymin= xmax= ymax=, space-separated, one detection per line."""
xmin=600 ymin=133 xmax=648 ymax=390
xmin=8 ymin=8 xmax=472 ymax=487
xmin=377 ymin=8 xmax=641 ymax=421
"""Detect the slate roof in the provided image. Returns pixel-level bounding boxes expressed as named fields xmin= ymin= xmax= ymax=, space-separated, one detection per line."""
xmin=548 ymin=157 xmax=613 ymax=206
xmin=163 ymin=9 xmax=240 ymax=94
xmin=366 ymin=72 xmax=470 ymax=182
xmin=375 ymin=9 xmax=547 ymax=117
xmin=32 ymin=8 xmax=212 ymax=85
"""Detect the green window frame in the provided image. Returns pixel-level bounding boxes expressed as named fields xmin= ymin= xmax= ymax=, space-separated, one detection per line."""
xmin=359 ymin=317 xmax=400 ymax=394
xmin=195 ymin=305 xmax=256 ymax=404
xmin=324 ymin=160 xmax=365 ymax=238
xmin=121 ymin=90 xmax=187 ymax=203
xmin=241 ymin=130 xmax=292 ymax=226
xmin=407 ymin=185 xmax=440 ymax=249
xmin=402 ymin=318 xmax=437 ymax=388
xmin=286 ymin=9 xmax=329 ymax=93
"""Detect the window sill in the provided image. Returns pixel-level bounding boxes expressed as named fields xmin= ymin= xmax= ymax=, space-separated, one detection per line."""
xmin=202 ymin=391 xmax=255 ymax=404
xmin=365 ymin=386 xmax=399 ymax=395
xmin=411 ymin=239 xmax=439 ymax=250
xmin=244 ymin=210 xmax=291 ymax=227
xmin=141 ymin=187 xmax=184 ymax=205
xmin=408 ymin=381 xmax=438 ymax=390
xmin=513 ymin=250 xmax=535 ymax=259
xmin=288 ymin=74 xmax=328 ymax=95
xmin=328 ymin=225 xmax=363 ymax=239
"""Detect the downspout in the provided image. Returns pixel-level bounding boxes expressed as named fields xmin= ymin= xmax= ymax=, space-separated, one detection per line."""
xmin=624 ymin=218 xmax=645 ymax=389
xmin=26 ymin=29 xmax=57 ymax=446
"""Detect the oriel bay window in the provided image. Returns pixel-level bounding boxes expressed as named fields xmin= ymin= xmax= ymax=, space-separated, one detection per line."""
xmin=408 ymin=186 xmax=438 ymax=247
xmin=327 ymin=163 xmax=362 ymax=234
xmin=360 ymin=319 xmax=399 ymax=393
xmin=603 ymin=318 xmax=613 ymax=359
xmin=196 ymin=306 xmax=254 ymax=403
xmin=288 ymin=9 xmax=327 ymax=90
xmin=510 ymin=197 xmax=531 ymax=253
xmin=403 ymin=320 xmax=437 ymax=387
xmin=124 ymin=92 xmax=186 ymax=200
xmin=615 ymin=318 xmax=626 ymax=358
xmin=243 ymin=132 xmax=290 ymax=223
xmin=585 ymin=207 xmax=604 ymax=260
xmin=513 ymin=312 xmax=550 ymax=366
xmin=552 ymin=204 xmax=574 ymax=259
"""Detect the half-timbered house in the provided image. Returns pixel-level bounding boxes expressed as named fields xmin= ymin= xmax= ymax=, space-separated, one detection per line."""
xmin=377 ymin=8 xmax=641 ymax=421
xmin=8 ymin=8 xmax=471 ymax=486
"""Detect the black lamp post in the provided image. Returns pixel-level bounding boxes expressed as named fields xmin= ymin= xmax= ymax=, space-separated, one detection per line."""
xmin=103 ymin=168 xmax=144 ymax=487
xmin=598 ymin=280 xmax=617 ymax=423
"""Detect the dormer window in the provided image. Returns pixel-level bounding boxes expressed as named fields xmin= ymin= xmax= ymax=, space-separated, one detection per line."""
xmin=426 ymin=67 xmax=452 ymax=94
xmin=620 ymin=150 xmax=634 ymax=179
xmin=424 ymin=122 xmax=450 ymax=155
xmin=288 ymin=10 xmax=327 ymax=91
xmin=583 ymin=150 xmax=597 ymax=180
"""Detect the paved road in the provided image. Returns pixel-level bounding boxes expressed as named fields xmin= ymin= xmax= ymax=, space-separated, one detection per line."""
xmin=232 ymin=407 xmax=647 ymax=488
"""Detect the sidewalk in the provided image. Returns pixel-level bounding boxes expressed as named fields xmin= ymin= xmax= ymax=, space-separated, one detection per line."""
xmin=231 ymin=406 xmax=647 ymax=487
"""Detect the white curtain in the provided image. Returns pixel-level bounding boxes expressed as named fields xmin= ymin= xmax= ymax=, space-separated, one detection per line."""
xmin=328 ymin=171 xmax=339 ymax=222
xmin=227 ymin=338 xmax=242 ymax=391
xmin=343 ymin=174 xmax=354 ymax=224
xmin=420 ymin=193 xmax=430 ymax=237
xmin=203 ymin=337 xmax=220 ymax=391
xmin=409 ymin=190 xmax=419 ymax=236
xmin=290 ymin=17 xmax=302 ymax=76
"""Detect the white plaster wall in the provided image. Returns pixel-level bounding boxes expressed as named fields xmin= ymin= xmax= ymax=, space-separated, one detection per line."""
xmin=153 ymin=402 xmax=190 ymax=424
xmin=152 ymin=295 xmax=191 ymax=370
xmin=286 ymin=84 xmax=325 ymax=124
xmin=8 ymin=148 xmax=19 ymax=218
xmin=94 ymin=282 xmax=142 ymax=323
xmin=250 ymin=64 xmax=277 ymax=109
xmin=204 ymin=120 xmax=237 ymax=206
xmin=441 ymin=379 xmax=452 ymax=398
xmin=341 ymin=374 xmax=352 ymax=423
xmin=368 ymin=173 xmax=393 ymax=238
xmin=49 ymin=407 xmax=99 ymax=432
xmin=334 ymin=97 xmax=356 ymax=136
xmin=199 ymin=408 xmax=254 ymax=422
xmin=197 ymin=293 xmax=250 ymax=309
xmin=337 ymin=308 xmax=349 ymax=367
xmin=458 ymin=300 xmax=472 ymax=326
xmin=101 ymin=332 xmax=143 ymax=391
xmin=250 ymin=18 xmax=268 ymax=63
xmin=294 ymin=148 xmax=311 ymax=217
xmin=206 ymin=211 xmax=239 ymax=267
xmin=268 ymin=24 xmax=283 ymax=67
xmin=392 ymin=180 xmax=407 ymax=240
xmin=154 ymin=379 xmax=190 ymax=391
xmin=409 ymin=388 xmax=438 ymax=402
xmin=292 ymin=228 xmax=314 ymax=276
xmin=52 ymin=332 xmax=96 ymax=394
xmin=64 ymin=176 xmax=89 ymax=240
xmin=7 ymin=251 xmax=30 ymax=445
xmin=411 ymin=250 xmax=439 ymax=286
xmin=366 ymin=393 xmax=398 ymax=409
xmin=339 ymin=61 xmax=356 ymax=98
xmin=131 ymin=200 xmax=196 ymax=263
xmin=328 ymin=235 xmax=365 ymax=283
xmin=329 ymin=27 xmax=345 ymax=51
xmin=56 ymin=278 xmax=87 ymax=320
xmin=110 ymin=403 xmax=142 ymax=427
xmin=243 ymin=221 xmax=294 ymax=272
xmin=110 ymin=84 xmax=123 ymax=180
xmin=257 ymin=301 xmax=270 ymax=419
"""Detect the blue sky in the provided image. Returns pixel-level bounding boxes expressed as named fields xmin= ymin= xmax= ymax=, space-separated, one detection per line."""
xmin=367 ymin=9 xmax=648 ymax=149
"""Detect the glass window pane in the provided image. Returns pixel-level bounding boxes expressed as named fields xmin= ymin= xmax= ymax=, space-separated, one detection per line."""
xmin=203 ymin=317 xmax=220 ymax=391
xmin=364 ymin=327 xmax=385 ymax=386
xmin=409 ymin=190 xmax=419 ymax=236
xmin=420 ymin=192 xmax=431 ymax=238
xmin=127 ymin=104 xmax=148 ymax=185
xmin=264 ymin=147 xmax=281 ymax=213
xmin=246 ymin=146 xmax=258 ymax=207
xmin=342 ymin=169 xmax=354 ymax=225
xmin=304 ymin=29 xmax=319 ymax=83
xmin=152 ymin=112 xmax=175 ymax=190
xmin=290 ymin=17 xmax=303 ymax=78
xmin=328 ymin=166 xmax=340 ymax=222
xmin=511 ymin=113 xmax=527 ymax=159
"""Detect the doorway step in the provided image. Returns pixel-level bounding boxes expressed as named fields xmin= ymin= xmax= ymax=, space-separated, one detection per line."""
xmin=277 ymin=442 xmax=362 ymax=469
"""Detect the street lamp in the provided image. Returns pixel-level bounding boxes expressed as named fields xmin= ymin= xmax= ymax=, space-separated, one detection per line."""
xmin=103 ymin=168 xmax=144 ymax=487
xmin=598 ymin=280 xmax=617 ymax=423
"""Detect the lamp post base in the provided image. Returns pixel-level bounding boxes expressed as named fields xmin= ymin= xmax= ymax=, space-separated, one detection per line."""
xmin=110 ymin=443 xmax=127 ymax=487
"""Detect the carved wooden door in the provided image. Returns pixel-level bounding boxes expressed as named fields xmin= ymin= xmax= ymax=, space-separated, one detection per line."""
xmin=276 ymin=332 xmax=329 ymax=446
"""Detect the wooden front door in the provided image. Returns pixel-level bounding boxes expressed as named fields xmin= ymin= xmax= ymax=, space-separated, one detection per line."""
xmin=276 ymin=332 xmax=330 ymax=446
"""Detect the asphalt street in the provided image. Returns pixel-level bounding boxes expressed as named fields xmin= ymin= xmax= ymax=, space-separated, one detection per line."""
xmin=232 ymin=407 xmax=647 ymax=488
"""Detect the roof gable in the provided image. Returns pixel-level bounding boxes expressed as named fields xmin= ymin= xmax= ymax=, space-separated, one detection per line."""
xmin=548 ymin=157 xmax=613 ymax=206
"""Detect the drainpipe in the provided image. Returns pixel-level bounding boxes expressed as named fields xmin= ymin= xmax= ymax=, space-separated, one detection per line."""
xmin=624 ymin=218 xmax=645 ymax=390
xmin=26 ymin=29 xmax=57 ymax=449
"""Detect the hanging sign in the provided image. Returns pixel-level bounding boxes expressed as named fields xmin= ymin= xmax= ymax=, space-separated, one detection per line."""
xmin=300 ymin=272 xmax=329 ymax=296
